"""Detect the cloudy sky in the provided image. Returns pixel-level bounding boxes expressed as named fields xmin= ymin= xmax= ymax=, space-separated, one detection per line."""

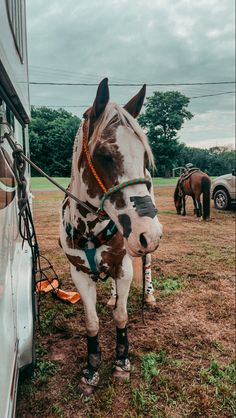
xmin=26 ymin=0 xmax=235 ymax=148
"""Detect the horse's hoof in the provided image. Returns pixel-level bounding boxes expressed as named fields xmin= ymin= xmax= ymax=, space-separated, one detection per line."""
xmin=113 ymin=367 xmax=130 ymax=381
xmin=113 ymin=358 xmax=131 ymax=380
xmin=145 ymin=294 xmax=157 ymax=306
xmin=107 ymin=296 xmax=116 ymax=307
xmin=79 ymin=377 xmax=97 ymax=395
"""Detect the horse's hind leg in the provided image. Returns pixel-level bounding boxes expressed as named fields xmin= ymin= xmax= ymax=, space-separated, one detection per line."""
xmin=195 ymin=196 xmax=202 ymax=217
xmin=113 ymin=256 xmax=133 ymax=379
xmin=199 ymin=200 xmax=202 ymax=217
xmin=108 ymin=254 xmax=156 ymax=307
xmin=70 ymin=266 xmax=101 ymax=393
xmin=182 ymin=196 xmax=186 ymax=216
xmin=107 ymin=279 xmax=117 ymax=307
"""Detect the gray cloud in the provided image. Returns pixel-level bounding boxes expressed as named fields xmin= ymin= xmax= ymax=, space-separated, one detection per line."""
xmin=26 ymin=0 xmax=235 ymax=147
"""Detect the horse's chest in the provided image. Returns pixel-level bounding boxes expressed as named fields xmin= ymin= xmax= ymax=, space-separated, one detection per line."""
xmin=98 ymin=233 xmax=126 ymax=278
xmin=63 ymin=226 xmax=126 ymax=279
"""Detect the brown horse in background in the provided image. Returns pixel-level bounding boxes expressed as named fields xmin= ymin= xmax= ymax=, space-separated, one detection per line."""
xmin=174 ymin=171 xmax=211 ymax=220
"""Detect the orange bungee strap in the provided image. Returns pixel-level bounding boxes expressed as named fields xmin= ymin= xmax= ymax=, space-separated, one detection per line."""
xmin=36 ymin=278 xmax=80 ymax=304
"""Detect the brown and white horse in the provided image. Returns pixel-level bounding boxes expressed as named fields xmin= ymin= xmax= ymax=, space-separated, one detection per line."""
xmin=59 ymin=78 xmax=163 ymax=392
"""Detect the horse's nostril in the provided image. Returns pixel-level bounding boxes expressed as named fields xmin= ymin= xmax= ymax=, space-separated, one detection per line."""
xmin=139 ymin=233 xmax=148 ymax=248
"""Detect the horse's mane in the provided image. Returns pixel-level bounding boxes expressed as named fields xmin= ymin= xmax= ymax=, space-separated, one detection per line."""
xmin=90 ymin=102 xmax=155 ymax=170
xmin=174 ymin=179 xmax=181 ymax=204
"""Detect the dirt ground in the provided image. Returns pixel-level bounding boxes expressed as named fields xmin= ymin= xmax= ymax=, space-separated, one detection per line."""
xmin=17 ymin=187 xmax=235 ymax=418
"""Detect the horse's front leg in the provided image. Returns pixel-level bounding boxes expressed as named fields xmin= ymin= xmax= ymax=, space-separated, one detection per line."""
xmin=113 ymin=256 xmax=133 ymax=379
xmin=192 ymin=196 xmax=197 ymax=215
xmin=107 ymin=278 xmax=117 ymax=307
xmin=70 ymin=265 xmax=101 ymax=393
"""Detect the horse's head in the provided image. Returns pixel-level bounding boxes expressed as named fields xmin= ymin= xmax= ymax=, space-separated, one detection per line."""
xmin=78 ymin=78 xmax=163 ymax=256
xmin=174 ymin=180 xmax=182 ymax=214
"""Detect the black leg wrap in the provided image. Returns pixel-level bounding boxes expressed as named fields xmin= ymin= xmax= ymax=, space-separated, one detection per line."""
xmin=87 ymin=335 xmax=101 ymax=371
xmin=82 ymin=335 xmax=101 ymax=386
xmin=114 ymin=327 xmax=131 ymax=372
xmin=116 ymin=327 xmax=129 ymax=360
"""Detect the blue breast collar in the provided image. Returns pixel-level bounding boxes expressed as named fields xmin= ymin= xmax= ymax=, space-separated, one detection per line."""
xmin=66 ymin=220 xmax=118 ymax=278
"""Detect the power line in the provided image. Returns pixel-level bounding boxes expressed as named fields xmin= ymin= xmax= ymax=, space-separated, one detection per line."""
xmin=29 ymin=81 xmax=235 ymax=86
xmin=190 ymin=91 xmax=235 ymax=99
xmin=29 ymin=65 xmax=135 ymax=83
xmin=32 ymin=104 xmax=90 ymax=108
xmin=31 ymin=90 xmax=235 ymax=108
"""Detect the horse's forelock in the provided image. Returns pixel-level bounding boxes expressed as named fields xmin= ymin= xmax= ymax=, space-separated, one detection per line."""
xmin=89 ymin=103 xmax=155 ymax=170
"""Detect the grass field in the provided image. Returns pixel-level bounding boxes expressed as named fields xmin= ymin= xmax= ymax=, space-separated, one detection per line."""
xmin=17 ymin=186 xmax=235 ymax=418
xmin=31 ymin=176 xmax=217 ymax=190
xmin=31 ymin=176 xmax=183 ymax=190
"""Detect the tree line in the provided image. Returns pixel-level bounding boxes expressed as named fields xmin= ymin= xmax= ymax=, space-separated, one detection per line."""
xmin=29 ymin=94 xmax=234 ymax=177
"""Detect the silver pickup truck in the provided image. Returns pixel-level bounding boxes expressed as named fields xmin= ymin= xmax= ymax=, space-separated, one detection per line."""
xmin=211 ymin=170 xmax=236 ymax=210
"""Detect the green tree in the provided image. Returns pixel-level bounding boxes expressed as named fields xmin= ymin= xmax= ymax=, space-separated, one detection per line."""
xmin=208 ymin=146 xmax=235 ymax=175
xmin=177 ymin=145 xmax=235 ymax=176
xmin=177 ymin=146 xmax=211 ymax=174
xmin=29 ymin=107 xmax=81 ymax=176
xmin=139 ymin=91 xmax=193 ymax=176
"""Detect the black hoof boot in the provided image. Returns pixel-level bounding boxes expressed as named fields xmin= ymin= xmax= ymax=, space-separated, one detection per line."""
xmin=113 ymin=327 xmax=131 ymax=380
xmin=79 ymin=335 xmax=101 ymax=393
xmin=80 ymin=366 xmax=100 ymax=394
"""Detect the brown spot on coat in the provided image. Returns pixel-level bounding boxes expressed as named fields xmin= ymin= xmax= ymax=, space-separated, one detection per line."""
xmin=110 ymin=190 xmax=126 ymax=209
xmin=65 ymin=253 xmax=90 ymax=274
xmin=82 ymin=164 xmax=102 ymax=199
xmin=82 ymin=122 xmax=125 ymax=199
xmin=76 ymin=201 xmax=98 ymax=218
xmin=77 ymin=218 xmax=86 ymax=235
xmin=87 ymin=218 xmax=100 ymax=231
xmin=65 ymin=225 xmax=84 ymax=249
xmin=100 ymin=232 xmax=126 ymax=278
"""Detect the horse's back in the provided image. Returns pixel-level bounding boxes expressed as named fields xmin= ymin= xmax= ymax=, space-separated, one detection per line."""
xmin=190 ymin=171 xmax=211 ymax=193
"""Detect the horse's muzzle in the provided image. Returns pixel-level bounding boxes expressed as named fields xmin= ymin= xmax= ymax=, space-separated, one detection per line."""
xmin=125 ymin=222 xmax=163 ymax=256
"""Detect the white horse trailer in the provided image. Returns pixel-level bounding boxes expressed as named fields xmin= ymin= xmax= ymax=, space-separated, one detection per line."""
xmin=0 ymin=2 xmax=35 ymax=417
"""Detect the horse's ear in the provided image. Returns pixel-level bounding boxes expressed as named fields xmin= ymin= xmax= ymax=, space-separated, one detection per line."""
xmin=90 ymin=78 xmax=109 ymax=121
xmin=124 ymin=84 xmax=146 ymax=118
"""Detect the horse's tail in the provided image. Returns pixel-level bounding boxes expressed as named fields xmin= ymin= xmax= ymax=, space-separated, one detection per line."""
xmin=202 ymin=176 xmax=211 ymax=220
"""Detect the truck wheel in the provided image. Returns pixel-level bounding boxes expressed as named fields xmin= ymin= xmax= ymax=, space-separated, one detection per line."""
xmin=214 ymin=189 xmax=230 ymax=210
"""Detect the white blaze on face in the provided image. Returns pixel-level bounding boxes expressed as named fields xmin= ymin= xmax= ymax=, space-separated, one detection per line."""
xmin=104 ymin=125 xmax=163 ymax=256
